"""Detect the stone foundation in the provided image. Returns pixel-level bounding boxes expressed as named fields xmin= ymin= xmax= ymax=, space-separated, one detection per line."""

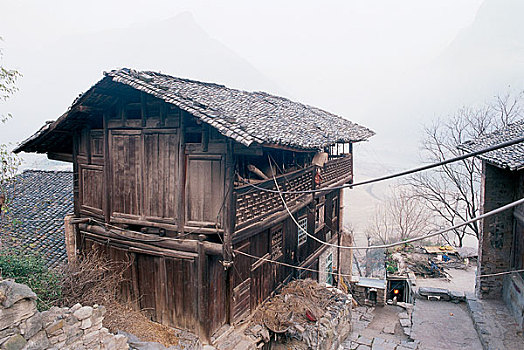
xmin=503 ymin=273 xmax=524 ymax=331
xmin=0 ymin=279 xmax=128 ymax=350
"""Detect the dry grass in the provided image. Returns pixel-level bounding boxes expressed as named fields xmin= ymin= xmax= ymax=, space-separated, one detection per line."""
xmin=60 ymin=250 xmax=180 ymax=347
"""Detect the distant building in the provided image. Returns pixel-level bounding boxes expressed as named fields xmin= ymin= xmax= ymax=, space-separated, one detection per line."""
xmin=0 ymin=170 xmax=73 ymax=267
xmin=15 ymin=68 xmax=374 ymax=341
xmin=459 ymin=120 xmax=524 ymax=330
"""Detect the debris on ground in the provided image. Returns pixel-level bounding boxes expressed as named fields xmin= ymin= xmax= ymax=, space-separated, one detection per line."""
xmin=243 ymin=279 xmax=352 ymax=349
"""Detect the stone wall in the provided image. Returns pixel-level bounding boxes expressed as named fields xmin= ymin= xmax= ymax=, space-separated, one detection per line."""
xmin=503 ymin=273 xmax=524 ymax=331
xmin=351 ymin=284 xmax=386 ymax=306
xmin=0 ymin=279 xmax=128 ymax=350
xmin=477 ymin=163 xmax=518 ymax=298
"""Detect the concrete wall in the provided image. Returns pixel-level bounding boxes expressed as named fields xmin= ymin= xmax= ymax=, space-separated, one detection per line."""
xmin=319 ymin=246 xmax=338 ymax=286
xmin=503 ymin=273 xmax=524 ymax=331
xmin=477 ymin=163 xmax=518 ymax=298
xmin=0 ymin=280 xmax=128 ymax=350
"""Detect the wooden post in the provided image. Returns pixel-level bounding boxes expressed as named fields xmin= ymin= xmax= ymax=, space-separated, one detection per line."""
xmin=64 ymin=214 xmax=77 ymax=263
xmin=103 ymin=111 xmax=112 ymax=223
xmin=223 ymin=140 xmax=235 ymax=323
xmin=197 ymin=235 xmax=209 ymax=341
xmin=177 ymin=111 xmax=186 ymax=235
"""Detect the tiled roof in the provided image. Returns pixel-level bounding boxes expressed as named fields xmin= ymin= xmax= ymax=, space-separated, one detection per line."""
xmin=105 ymin=69 xmax=375 ymax=149
xmin=0 ymin=170 xmax=73 ymax=267
xmin=15 ymin=69 xmax=374 ymax=154
xmin=458 ymin=120 xmax=524 ymax=171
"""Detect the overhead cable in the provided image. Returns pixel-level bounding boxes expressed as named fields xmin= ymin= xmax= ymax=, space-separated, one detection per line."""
xmin=269 ymin=156 xmax=524 ymax=250
xmin=243 ymin=135 xmax=524 ymax=195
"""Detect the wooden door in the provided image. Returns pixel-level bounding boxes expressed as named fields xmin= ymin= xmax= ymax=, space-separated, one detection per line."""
xmin=185 ymin=154 xmax=225 ymax=226
xmin=110 ymin=130 xmax=142 ymax=219
xmin=143 ymin=129 xmax=178 ymax=222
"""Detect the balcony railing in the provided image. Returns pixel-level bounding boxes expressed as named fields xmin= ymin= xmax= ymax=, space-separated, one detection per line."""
xmin=234 ymin=155 xmax=353 ymax=229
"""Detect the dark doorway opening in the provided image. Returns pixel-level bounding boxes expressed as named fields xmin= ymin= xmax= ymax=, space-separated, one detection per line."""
xmin=387 ymin=279 xmax=408 ymax=302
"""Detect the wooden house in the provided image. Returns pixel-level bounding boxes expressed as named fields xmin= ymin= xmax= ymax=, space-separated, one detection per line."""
xmin=459 ymin=120 xmax=524 ymax=331
xmin=15 ymin=68 xmax=374 ymax=341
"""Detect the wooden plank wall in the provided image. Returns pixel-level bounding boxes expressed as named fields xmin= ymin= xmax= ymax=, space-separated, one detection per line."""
xmin=83 ymin=238 xmax=205 ymax=334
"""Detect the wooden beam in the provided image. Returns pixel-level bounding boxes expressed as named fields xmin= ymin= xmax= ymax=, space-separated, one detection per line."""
xmin=47 ymin=152 xmax=73 ymax=162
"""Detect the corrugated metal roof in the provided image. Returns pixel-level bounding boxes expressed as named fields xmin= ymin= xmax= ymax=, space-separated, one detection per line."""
xmin=458 ymin=120 xmax=524 ymax=171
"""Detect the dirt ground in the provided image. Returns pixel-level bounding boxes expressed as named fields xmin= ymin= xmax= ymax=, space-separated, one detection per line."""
xmin=415 ymin=266 xmax=476 ymax=294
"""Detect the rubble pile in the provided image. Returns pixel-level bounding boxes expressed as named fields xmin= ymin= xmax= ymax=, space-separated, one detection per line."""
xmin=245 ymin=279 xmax=351 ymax=349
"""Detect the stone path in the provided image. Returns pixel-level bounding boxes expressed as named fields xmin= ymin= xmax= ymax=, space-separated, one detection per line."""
xmin=410 ymin=299 xmax=482 ymax=350
xmin=466 ymin=296 xmax=524 ymax=350
xmin=340 ymin=306 xmax=420 ymax=350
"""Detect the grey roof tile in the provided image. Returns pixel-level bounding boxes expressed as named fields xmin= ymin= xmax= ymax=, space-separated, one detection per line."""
xmin=0 ymin=170 xmax=73 ymax=267
xmin=458 ymin=120 xmax=524 ymax=171
xmin=106 ymin=68 xmax=374 ymax=149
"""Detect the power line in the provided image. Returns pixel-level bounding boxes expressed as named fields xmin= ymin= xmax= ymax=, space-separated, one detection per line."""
xmin=233 ymin=249 xmax=351 ymax=279
xmin=269 ymin=156 xmax=524 ymax=250
xmin=242 ymin=135 xmax=524 ymax=195
xmin=478 ymin=268 xmax=524 ymax=278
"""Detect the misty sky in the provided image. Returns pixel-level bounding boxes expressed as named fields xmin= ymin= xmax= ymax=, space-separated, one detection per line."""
xmin=1 ymin=0 xmax=521 ymax=176
xmin=3 ymin=0 xmax=523 ymax=246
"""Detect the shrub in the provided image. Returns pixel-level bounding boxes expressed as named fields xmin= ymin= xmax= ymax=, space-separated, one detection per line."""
xmin=0 ymin=248 xmax=62 ymax=310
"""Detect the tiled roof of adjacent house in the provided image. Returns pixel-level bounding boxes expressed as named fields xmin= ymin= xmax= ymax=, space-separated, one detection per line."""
xmin=0 ymin=170 xmax=73 ymax=267
xmin=15 ymin=68 xmax=374 ymax=154
xmin=458 ymin=120 xmax=524 ymax=171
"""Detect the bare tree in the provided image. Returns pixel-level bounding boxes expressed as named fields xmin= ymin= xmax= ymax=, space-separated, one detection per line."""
xmin=407 ymin=92 xmax=523 ymax=247
xmin=365 ymin=186 xmax=433 ymax=245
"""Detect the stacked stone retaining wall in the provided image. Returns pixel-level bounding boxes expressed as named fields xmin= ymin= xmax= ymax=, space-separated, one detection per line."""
xmin=0 ymin=279 xmax=128 ymax=350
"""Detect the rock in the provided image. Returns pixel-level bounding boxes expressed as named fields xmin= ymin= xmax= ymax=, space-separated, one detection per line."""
xmin=20 ymin=312 xmax=43 ymax=339
xmin=356 ymin=335 xmax=372 ymax=346
xmin=398 ymin=312 xmax=409 ymax=319
xmin=24 ymin=330 xmax=50 ymax=350
xmin=0 ymin=280 xmax=37 ymax=308
xmin=399 ymin=318 xmax=411 ymax=327
xmin=2 ymin=334 xmax=27 ymax=350
xmin=403 ymin=327 xmax=411 ymax=336
xmin=70 ymin=303 xmax=82 ymax=313
xmin=73 ymin=306 xmax=94 ymax=321
xmin=0 ymin=299 xmax=37 ymax=332
xmin=45 ymin=319 xmax=64 ymax=336
xmin=449 ymin=290 xmax=465 ymax=302
xmin=80 ymin=318 xmax=92 ymax=330
xmin=418 ymin=287 xmax=450 ymax=301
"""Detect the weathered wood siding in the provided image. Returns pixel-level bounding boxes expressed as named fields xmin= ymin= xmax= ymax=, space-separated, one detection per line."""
xmin=186 ymin=154 xmax=225 ymax=225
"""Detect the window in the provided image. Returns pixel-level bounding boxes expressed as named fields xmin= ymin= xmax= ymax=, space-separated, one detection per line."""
xmin=297 ymin=216 xmax=308 ymax=246
xmin=326 ymin=253 xmax=333 ymax=285
xmin=332 ymin=197 xmax=339 ymax=219
xmin=326 ymin=230 xmax=332 ymax=242
xmin=271 ymin=225 xmax=284 ymax=259
xmin=315 ymin=204 xmax=325 ymax=229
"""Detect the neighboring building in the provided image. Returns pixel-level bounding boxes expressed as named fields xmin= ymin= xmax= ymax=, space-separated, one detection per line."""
xmin=15 ymin=68 xmax=374 ymax=341
xmin=459 ymin=120 xmax=524 ymax=330
xmin=0 ymin=170 xmax=73 ymax=267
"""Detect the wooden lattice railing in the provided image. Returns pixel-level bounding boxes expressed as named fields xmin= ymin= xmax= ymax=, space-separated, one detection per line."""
xmin=234 ymin=155 xmax=352 ymax=228
xmin=320 ymin=155 xmax=352 ymax=187
xmin=234 ymin=167 xmax=313 ymax=229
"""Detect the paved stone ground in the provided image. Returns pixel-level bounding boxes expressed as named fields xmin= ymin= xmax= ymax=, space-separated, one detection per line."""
xmin=410 ymin=299 xmax=482 ymax=350
xmin=466 ymin=296 xmax=524 ymax=350
xmin=340 ymin=306 xmax=420 ymax=350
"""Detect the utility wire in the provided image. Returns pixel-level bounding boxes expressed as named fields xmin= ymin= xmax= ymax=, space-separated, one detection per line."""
xmin=243 ymin=135 xmax=524 ymax=195
xmin=268 ymin=156 xmax=524 ymax=250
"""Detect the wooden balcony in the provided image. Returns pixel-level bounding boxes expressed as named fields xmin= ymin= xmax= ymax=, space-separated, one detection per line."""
xmin=234 ymin=155 xmax=352 ymax=229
